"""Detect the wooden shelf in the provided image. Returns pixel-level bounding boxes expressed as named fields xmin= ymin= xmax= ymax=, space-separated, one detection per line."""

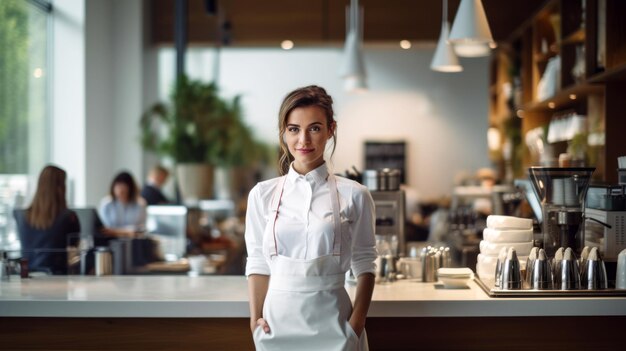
xmin=521 ymin=83 xmax=604 ymax=112
xmin=587 ymin=63 xmax=626 ymax=83
xmin=489 ymin=0 xmax=626 ymax=183
xmin=560 ymin=27 xmax=585 ymax=46
xmin=534 ymin=50 xmax=558 ymax=63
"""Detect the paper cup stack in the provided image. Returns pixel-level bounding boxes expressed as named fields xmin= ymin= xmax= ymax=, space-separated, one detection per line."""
xmin=476 ymin=215 xmax=534 ymax=284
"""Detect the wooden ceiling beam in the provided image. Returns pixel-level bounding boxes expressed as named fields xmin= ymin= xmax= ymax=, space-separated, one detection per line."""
xmin=151 ymin=0 xmax=547 ymax=46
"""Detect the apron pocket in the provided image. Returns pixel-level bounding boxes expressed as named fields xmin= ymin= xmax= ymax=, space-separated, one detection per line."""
xmin=252 ymin=324 xmax=264 ymax=339
xmin=345 ymin=320 xmax=359 ymax=340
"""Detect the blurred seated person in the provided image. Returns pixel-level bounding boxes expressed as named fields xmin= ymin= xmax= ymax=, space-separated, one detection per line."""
xmin=99 ymin=171 xmax=146 ymax=238
xmin=14 ymin=165 xmax=80 ymax=275
xmin=140 ymin=165 xmax=170 ymax=205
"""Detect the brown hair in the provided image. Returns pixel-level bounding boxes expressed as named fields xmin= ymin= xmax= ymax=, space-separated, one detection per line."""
xmin=277 ymin=85 xmax=337 ymax=175
xmin=26 ymin=165 xmax=68 ymax=230
xmin=149 ymin=165 xmax=169 ymax=177
xmin=109 ymin=171 xmax=140 ymax=203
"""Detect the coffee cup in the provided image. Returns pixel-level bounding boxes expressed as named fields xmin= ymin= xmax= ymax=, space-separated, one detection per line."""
xmin=397 ymin=257 xmax=421 ymax=279
xmin=188 ymin=255 xmax=207 ymax=276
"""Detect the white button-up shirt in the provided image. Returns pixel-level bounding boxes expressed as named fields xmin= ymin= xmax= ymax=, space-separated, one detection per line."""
xmin=245 ymin=163 xmax=377 ymax=278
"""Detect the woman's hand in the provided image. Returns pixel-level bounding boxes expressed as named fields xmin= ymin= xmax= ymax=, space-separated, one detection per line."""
xmin=251 ymin=317 xmax=271 ymax=333
xmin=348 ymin=317 xmax=365 ymax=337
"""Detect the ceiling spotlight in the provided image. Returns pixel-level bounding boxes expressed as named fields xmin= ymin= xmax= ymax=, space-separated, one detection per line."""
xmin=400 ymin=40 xmax=411 ymax=49
xmin=281 ymin=40 xmax=294 ymax=50
xmin=569 ymin=94 xmax=577 ymax=100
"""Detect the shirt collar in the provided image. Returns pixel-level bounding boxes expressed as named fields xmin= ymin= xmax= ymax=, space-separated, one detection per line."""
xmin=286 ymin=162 xmax=329 ymax=185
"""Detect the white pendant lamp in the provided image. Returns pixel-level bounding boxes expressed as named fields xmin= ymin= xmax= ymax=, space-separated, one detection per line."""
xmin=449 ymin=0 xmax=495 ymax=57
xmin=431 ymin=0 xmax=463 ymax=72
xmin=339 ymin=0 xmax=367 ymax=92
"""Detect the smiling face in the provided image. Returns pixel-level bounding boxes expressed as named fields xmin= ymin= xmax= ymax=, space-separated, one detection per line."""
xmin=285 ymin=106 xmax=335 ymax=175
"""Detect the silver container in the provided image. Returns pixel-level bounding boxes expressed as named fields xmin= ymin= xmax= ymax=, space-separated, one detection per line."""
xmin=579 ymin=246 xmax=590 ymax=280
xmin=494 ymin=247 xmax=508 ymax=288
xmin=556 ymin=248 xmax=580 ymax=290
xmin=581 ymin=247 xmax=607 ymax=289
xmin=377 ymin=168 xmax=401 ymax=191
xmin=500 ymin=248 xmax=522 ymax=290
xmin=438 ymin=247 xmax=452 ymax=268
xmin=530 ymin=249 xmax=552 ymax=290
xmin=618 ymin=249 xmax=626 ymax=290
xmin=421 ymin=248 xmax=440 ymax=282
xmin=551 ymin=247 xmax=565 ymax=281
xmin=363 ymin=170 xmax=378 ymax=191
xmin=376 ymin=254 xmax=397 ymax=283
xmin=95 ymin=247 xmax=113 ymax=276
xmin=525 ymin=247 xmax=539 ymax=286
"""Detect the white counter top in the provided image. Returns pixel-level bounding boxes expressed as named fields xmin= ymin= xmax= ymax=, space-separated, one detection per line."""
xmin=1 ymin=275 xmax=625 ymax=318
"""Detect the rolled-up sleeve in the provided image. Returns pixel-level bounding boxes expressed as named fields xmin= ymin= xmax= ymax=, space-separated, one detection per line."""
xmin=244 ymin=185 xmax=270 ymax=276
xmin=350 ymin=186 xmax=377 ymax=277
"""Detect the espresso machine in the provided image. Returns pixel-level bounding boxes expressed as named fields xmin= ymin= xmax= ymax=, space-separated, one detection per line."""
xmin=371 ymin=190 xmax=406 ymax=256
xmin=529 ymin=167 xmax=595 ymax=257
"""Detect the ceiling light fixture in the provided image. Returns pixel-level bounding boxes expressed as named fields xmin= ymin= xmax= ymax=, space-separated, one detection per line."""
xmin=281 ymin=40 xmax=294 ymax=50
xmin=400 ymin=40 xmax=411 ymax=49
xmin=431 ymin=0 xmax=462 ymax=72
xmin=339 ymin=0 xmax=367 ymax=92
xmin=449 ymin=0 xmax=495 ymax=57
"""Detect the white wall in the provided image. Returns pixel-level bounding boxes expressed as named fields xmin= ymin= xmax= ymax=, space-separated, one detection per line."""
xmin=159 ymin=47 xmax=490 ymax=198
xmin=53 ymin=0 xmax=148 ymax=206
xmin=84 ymin=0 xmax=114 ymax=206
xmin=52 ymin=0 xmax=86 ymax=205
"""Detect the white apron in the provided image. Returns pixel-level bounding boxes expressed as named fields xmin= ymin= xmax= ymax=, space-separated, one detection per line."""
xmin=253 ymin=174 xmax=368 ymax=351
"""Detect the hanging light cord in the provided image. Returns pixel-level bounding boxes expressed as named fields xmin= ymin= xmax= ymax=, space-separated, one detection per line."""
xmin=442 ymin=0 xmax=448 ymax=26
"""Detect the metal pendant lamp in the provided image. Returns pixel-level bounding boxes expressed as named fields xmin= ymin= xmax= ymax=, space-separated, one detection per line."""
xmin=431 ymin=0 xmax=463 ymax=72
xmin=339 ymin=0 xmax=367 ymax=92
xmin=448 ymin=0 xmax=495 ymax=57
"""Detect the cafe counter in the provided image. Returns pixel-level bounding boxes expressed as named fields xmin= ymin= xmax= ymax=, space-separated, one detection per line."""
xmin=1 ymin=276 xmax=625 ymax=350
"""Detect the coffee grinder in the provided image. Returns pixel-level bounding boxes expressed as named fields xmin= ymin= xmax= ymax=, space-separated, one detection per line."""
xmin=529 ymin=167 xmax=595 ymax=257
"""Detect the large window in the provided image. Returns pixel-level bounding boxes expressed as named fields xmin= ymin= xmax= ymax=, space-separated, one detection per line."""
xmin=0 ymin=0 xmax=50 ymax=173
xmin=0 ymin=0 xmax=51 ymax=250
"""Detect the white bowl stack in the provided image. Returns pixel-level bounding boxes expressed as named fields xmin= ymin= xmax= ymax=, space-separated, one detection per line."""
xmin=476 ymin=215 xmax=534 ymax=284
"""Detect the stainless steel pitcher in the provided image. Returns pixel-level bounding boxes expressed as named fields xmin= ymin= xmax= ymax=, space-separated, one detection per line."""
xmin=95 ymin=247 xmax=113 ymax=276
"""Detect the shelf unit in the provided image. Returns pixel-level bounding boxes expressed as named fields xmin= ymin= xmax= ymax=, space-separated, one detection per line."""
xmin=364 ymin=141 xmax=407 ymax=184
xmin=489 ymin=0 xmax=626 ymax=184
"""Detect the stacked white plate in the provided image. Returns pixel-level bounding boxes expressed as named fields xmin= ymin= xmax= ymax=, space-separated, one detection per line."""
xmin=476 ymin=215 xmax=533 ymax=283
xmin=437 ymin=267 xmax=474 ymax=288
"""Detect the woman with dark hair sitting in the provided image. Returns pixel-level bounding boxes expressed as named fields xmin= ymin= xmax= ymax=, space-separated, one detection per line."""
xmin=98 ymin=171 xmax=146 ymax=238
xmin=14 ymin=165 xmax=81 ymax=275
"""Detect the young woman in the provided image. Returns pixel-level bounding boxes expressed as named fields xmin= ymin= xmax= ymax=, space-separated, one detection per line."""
xmin=98 ymin=171 xmax=146 ymax=238
xmin=15 ymin=165 xmax=80 ymax=274
xmin=245 ymin=86 xmax=376 ymax=350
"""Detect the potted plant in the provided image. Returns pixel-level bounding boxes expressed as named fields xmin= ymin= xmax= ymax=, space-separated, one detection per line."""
xmin=140 ymin=75 xmax=266 ymax=203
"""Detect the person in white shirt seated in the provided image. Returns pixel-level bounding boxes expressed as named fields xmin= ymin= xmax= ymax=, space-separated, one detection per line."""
xmin=245 ymin=85 xmax=376 ymax=351
xmin=98 ymin=171 xmax=146 ymax=238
